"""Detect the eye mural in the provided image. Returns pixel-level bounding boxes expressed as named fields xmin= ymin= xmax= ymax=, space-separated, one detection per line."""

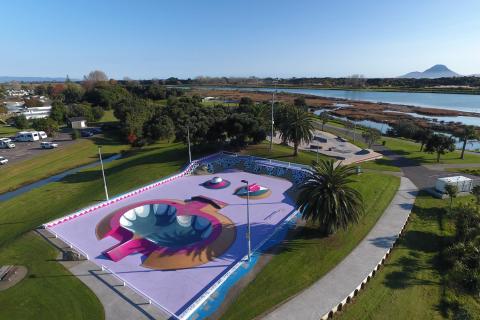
xmin=95 ymin=196 xmax=236 ymax=270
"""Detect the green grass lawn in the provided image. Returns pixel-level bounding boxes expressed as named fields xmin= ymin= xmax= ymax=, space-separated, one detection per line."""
xmin=0 ymin=134 xmax=129 ymax=194
xmin=383 ymin=137 xmax=480 ymax=164
xmin=445 ymin=167 xmax=480 ymax=176
xmin=241 ymin=142 xmax=331 ymax=164
xmin=0 ymin=233 xmax=104 ymax=320
xmin=0 ymin=125 xmax=18 ymax=137
xmin=98 ymin=110 xmax=118 ymax=122
xmin=338 ymin=193 xmax=480 ymax=320
xmin=222 ymin=173 xmax=400 ymax=320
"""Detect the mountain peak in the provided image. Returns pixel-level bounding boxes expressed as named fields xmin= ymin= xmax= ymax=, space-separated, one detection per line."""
xmin=399 ymin=64 xmax=461 ymax=79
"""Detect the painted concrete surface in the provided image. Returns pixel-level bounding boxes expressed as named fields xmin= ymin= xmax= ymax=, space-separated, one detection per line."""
xmin=263 ymin=177 xmax=417 ymax=320
xmin=46 ymin=170 xmax=295 ymax=318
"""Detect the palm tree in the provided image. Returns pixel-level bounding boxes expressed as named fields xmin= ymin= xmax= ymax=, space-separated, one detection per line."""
xmin=279 ymin=107 xmax=314 ymax=156
xmin=318 ymin=111 xmax=330 ymax=131
xmin=454 ymin=126 xmax=478 ymax=160
xmin=297 ymin=159 xmax=364 ymax=235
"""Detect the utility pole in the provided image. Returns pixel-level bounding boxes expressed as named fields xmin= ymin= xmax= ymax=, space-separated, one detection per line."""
xmin=187 ymin=125 xmax=192 ymax=163
xmin=270 ymin=80 xmax=277 ymax=151
xmin=241 ymin=179 xmax=251 ymax=261
xmin=98 ymin=146 xmax=109 ymax=201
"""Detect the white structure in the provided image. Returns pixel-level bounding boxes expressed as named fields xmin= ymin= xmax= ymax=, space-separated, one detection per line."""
xmin=69 ymin=117 xmax=87 ymax=129
xmin=15 ymin=131 xmax=40 ymax=142
xmin=435 ymin=176 xmax=473 ymax=194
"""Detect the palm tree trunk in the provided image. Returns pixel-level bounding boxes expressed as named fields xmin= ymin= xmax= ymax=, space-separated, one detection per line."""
xmin=293 ymin=143 xmax=299 ymax=156
xmin=437 ymin=152 xmax=441 ymax=163
xmin=461 ymin=138 xmax=467 ymax=159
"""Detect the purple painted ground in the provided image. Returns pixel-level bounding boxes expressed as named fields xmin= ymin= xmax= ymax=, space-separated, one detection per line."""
xmin=47 ymin=170 xmax=295 ymax=317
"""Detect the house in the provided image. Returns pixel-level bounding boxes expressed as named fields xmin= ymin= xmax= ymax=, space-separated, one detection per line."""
xmin=68 ymin=117 xmax=87 ymax=129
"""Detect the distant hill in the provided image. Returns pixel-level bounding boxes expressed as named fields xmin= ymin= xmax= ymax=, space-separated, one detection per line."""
xmin=399 ymin=64 xmax=461 ymax=79
xmin=0 ymin=76 xmax=71 ymax=83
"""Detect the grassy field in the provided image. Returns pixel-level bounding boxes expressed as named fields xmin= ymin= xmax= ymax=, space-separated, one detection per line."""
xmin=338 ymin=193 xmax=480 ymax=320
xmin=383 ymin=137 xmax=480 ymax=164
xmin=0 ymin=134 xmax=129 ymax=194
xmin=98 ymin=110 xmax=118 ymax=122
xmin=0 ymin=233 xmax=104 ymax=320
xmin=445 ymin=167 xmax=480 ymax=176
xmin=0 ymin=125 xmax=18 ymax=137
xmin=222 ymin=173 xmax=400 ymax=320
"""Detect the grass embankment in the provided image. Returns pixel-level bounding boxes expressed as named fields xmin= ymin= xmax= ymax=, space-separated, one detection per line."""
xmin=98 ymin=109 xmax=118 ymax=122
xmin=0 ymin=125 xmax=18 ymax=137
xmin=222 ymin=173 xmax=400 ymax=320
xmin=0 ymin=135 xmax=128 ymax=194
xmin=338 ymin=193 xmax=480 ymax=320
xmin=383 ymin=137 xmax=480 ymax=165
xmin=445 ymin=167 xmax=480 ymax=176
xmin=242 ymin=142 xmax=331 ymax=164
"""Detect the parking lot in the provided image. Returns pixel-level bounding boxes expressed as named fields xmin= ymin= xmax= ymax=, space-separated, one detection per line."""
xmin=0 ymin=132 xmax=77 ymax=166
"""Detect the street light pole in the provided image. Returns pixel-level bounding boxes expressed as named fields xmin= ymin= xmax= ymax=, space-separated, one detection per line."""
xmin=241 ymin=179 xmax=251 ymax=261
xmin=98 ymin=146 xmax=109 ymax=201
xmin=270 ymin=80 xmax=277 ymax=151
xmin=187 ymin=125 xmax=192 ymax=163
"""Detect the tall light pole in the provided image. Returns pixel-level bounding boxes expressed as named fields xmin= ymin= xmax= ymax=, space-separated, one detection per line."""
xmin=241 ymin=179 xmax=251 ymax=262
xmin=98 ymin=146 xmax=109 ymax=201
xmin=187 ymin=125 xmax=192 ymax=163
xmin=269 ymin=80 xmax=277 ymax=151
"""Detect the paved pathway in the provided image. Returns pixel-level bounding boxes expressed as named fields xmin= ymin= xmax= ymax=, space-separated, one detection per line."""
xmin=263 ymin=177 xmax=418 ymax=320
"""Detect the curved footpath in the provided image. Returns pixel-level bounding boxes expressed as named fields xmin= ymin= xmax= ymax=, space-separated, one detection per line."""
xmin=262 ymin=177 xmax=418 ymax=320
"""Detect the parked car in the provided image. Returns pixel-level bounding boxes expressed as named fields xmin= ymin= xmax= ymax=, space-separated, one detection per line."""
xmin=0 ymin=156 xmax=8 ymax=165
xmin=80 ymin=130 xmax=94 ymax=137
xmin=90 ymin=127 xmax=102 ymax=134
xmin=0 ymin=138 xmax=15 ymax=149
xmin=40 ymin=141 xmax=59 ymax=149
xmin=38 ymin=131 xmax=48 ymax=139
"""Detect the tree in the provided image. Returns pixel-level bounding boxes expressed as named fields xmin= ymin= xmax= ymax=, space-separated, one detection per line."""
xmin=293 ymin=97 xmax=308 ymax=111
xmin=91 ymin=106 xmax=105 ymax=121
xmin=318 ymin=111 xmax=330 ymax=131
xmin=84 ymin=70 xmax=108 ymax=82
xmin=224 ymin=113 xmax=266 ymax=148
xmin=143 ymin=114 xmax=175 ymax=142
xmin=24 ymin=98 xmax=43 ymax=108
xmin=278 ymin=107 xmax=314 ymax=156
xmin=454 ymin=126 xmax=478 ymax=160
xmin=424 ymin=134 xmax=456 ymax=163
xmin=414 ymin=128 xmax=433 ymax=152
xmin=68 ymin=103 xmax=94 ymax=121
xmin=50 ymin=101 xmax=67 ymax=123
xmin=297 ymin=159 xmax=364 ymax=235
xmin=445 ymin=184 xmax=458 ymax=211
xmin=12 ymin=115 xmax=29 ymax=129
xmin=471 ymin=185 xmax=480 ymax=207
xmin=31 ymin=118 xmax=59 ymax=137
xmin=362 ymin=128 xmax=381 ymax=148
xmin=0 ymin=105 xmax=7 ymax=114
xmin=63 ymin=83 xmax=85 ymax=104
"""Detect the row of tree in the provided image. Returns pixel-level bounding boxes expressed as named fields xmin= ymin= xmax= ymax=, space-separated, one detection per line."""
xmin=388 ymin=120 xmax=479 ymax=162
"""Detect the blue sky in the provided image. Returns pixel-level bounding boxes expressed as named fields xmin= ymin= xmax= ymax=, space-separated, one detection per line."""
xmin=1 ymin=0 xmax=479 ymax=79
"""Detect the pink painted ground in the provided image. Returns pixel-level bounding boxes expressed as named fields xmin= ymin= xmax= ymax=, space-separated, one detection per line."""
xmin=47 ymin=170 xmax=295 ymax=317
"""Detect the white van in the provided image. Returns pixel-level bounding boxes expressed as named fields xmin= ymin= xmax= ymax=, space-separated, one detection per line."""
xmin=15 ymin=131 xmax=40 ymax=142
xmin=0 ymin=138 xmax=15 ymax=149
